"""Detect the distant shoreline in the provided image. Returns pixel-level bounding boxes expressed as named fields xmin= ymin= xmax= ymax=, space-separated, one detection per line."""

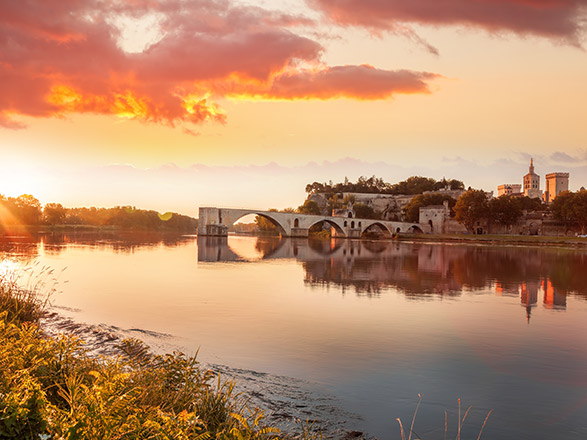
xmin=396 ymin=233 xmax=587 ymax=248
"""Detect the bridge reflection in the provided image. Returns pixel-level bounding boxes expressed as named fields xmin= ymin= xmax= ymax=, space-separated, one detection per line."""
xmin=198 ymin=236 xmax=587 ymax=318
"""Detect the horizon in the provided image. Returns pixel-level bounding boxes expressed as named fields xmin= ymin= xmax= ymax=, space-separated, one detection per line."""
xmin=2 ymin=1 xmax=586 ymax=217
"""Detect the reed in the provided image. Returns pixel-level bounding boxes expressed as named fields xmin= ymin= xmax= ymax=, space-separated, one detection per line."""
xmin=0 ymin=262 xmax=60 ymax=324
xmin=397 ymin=396 xmax=492 ymax=440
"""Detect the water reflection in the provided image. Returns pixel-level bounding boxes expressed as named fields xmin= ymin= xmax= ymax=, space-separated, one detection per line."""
xmin=0 ymin=231 xmax=195 ymax=259
xmin=2 ymin=233 xmax=585 ymax=438
xmin=198 ymin=236 xmax=587 ymax=317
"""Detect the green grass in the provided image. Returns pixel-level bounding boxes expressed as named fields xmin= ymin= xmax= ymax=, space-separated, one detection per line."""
xmin=398 ymin=233 xmax=587 ymax=247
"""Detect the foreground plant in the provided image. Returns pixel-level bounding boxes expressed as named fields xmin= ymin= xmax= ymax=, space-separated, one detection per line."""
xmin=397 ymin=395 xmax=492 ymax=440
xmin=0 ymin=270 xmax=281 ymax=440
xmin=0 ymin=262 xmax=59 ymax=324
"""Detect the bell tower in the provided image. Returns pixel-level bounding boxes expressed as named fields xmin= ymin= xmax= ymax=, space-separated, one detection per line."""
xmin=523 ymin=158 xmax=541 ymax=199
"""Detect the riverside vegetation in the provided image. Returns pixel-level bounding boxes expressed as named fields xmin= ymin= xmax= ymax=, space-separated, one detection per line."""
xmin=0 ymin=194 xmax=197 ymax=233
xmin=0 ymin=267 xmax=287 ymax=440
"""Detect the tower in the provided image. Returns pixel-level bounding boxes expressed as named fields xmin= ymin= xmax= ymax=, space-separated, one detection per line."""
xmin=523 ymin=158 xmax=542 ymax=199
xmin=543 ymin=172 xmax=570 ymax=203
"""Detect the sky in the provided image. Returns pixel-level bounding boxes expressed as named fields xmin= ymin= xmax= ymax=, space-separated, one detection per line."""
xmin=1 ymin=0 xmax=587 ymax=217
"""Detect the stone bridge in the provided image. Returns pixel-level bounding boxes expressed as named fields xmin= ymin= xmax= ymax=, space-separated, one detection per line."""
xmin=198 ymin=207 xmax=430 ymax=238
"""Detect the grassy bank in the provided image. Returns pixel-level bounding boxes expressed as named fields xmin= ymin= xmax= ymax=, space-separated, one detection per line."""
xmin=0 ymin=270 xmax=290 ymax=440
xmin=397 ymin=233 xmax=587 ymax=248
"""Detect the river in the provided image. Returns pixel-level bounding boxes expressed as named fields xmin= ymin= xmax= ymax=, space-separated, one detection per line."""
xmin=1 ymin=231 xmax=586 ymax=439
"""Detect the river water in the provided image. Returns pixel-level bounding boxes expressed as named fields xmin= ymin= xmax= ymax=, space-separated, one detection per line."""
xmin=1 ymin=232 xmax=586 ymax=439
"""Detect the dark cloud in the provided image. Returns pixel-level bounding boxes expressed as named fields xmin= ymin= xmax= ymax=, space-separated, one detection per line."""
xmin=308 ymin=0 xmax=587 ymax=44
xmin=550 ymin=151 xmax=587 ymax=162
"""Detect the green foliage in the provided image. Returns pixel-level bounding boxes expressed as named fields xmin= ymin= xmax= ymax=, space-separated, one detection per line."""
xmin=0 ymin=266 xmax=56 ymax=325
xmin=0 ymin=194 xmax=43 ymax=226
xmin=518 ymin=196 xmax=546 ymax=212
xmin=305 ymin=176 xmax=464 ymax=196
xmin=255 ymin=210 xmax=280 ymax=235
xmin=403 ymin=194 xmax=456 ymax=222
xmin=352 ymin=203 xmax=380 ymax=220
xmin=0 ymin=193 xmax=197 ymax=232
xmin=454 ymin=190 xmax=490 ymax=233
xmin=551 ymin=189 xmax=587 ymax=233
xmin=43 ymin=203 xmax=67 ymax=225
xmin=488 ymin=195 xmax=523 ymax=226
xmin=0 ymin=268 xmax=282 ymax=440
xmin=297 ymin=200 xmax=321 ymax=215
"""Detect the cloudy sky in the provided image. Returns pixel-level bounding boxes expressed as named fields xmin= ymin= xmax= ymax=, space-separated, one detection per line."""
xmin=2 ymin=0 xmax=586 ymax=216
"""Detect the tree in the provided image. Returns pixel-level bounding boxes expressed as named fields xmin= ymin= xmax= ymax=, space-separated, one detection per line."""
xmin=488 ymin=195 xmax=522 ymax=227
xmin=297 ymin=200 xmax=321 ymax=215
xmin=353 ymin=203 xmax=380 ymax=219
xmin=390 ymin=176 xmax=437 ymax=195
xmin=255 ymin=209 xmax=280 ymax=234
xmin=404 ymin=194 xmax=456 ymax=222
xmin=454 ymin=190 xmax=489 ymax=233
xmin=43 ymin=203 xmax=67 ymax=225
xmin=572 ymin=190 xmax=587 ymax=234
xmin=518 ymin=196 xmax=546 ymax=212
xmin=551 ymin=190 xmax=587 ymax=234
xmin=14 ymin=194 xmax=42 ymax=225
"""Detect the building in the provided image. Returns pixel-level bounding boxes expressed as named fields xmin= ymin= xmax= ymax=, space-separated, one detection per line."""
xmin=523 ymin=158 xmax=542 ymax=199
xmin=543 ymin=172 xmax=570 ymax=203
xmin=497 ymin=184 xmax=522 ymax=197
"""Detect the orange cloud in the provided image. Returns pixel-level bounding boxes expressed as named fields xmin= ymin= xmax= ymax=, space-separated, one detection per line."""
xmin=228 ymin=65 xmax=440 ymax=100
xmin=308 ymin=0 xmax=587 ymax=44
xmin=0 ymin=0 xmax=440 ymax=129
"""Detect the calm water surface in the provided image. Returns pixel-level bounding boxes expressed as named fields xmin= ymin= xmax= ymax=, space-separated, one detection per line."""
xmin=2 ymin=232 xmax=587 ymax=439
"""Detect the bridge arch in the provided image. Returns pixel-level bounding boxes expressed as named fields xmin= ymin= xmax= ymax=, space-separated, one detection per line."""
xmin=231 ymin=211 xmax=288 ymax=236
xmin=307 ymin=218 xmax=346 ymax=237
xmin=409 ymin=225 xmax=424 ymax=234
xmin=361 ymin=222 xmax=393 ymax=238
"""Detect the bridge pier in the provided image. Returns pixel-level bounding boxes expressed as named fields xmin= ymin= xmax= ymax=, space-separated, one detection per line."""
xmin=204 ymin=224 xmax=228 ymax=237
xmin=290 ymin=227 xmax=309 ymax=238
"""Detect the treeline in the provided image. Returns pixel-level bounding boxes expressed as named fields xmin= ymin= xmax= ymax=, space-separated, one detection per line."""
xmin=404 ymin=192 xmax=546 ymax=223
xmin=305 ymin=175 xmax=465 ymax=196
xmin=0 ymin=194 xmax=197 ymax=232
xmin=453 ymin=189 xmax=586 ymax=233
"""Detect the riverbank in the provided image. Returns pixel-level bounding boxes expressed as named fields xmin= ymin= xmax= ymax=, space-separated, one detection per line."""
xmin=0 ymin=266 xmax=356 ymax=440
xmin=397 ymin=233 xmax=587 ymax=248
xmin=0 ymin=270 xmax=288 ymax=439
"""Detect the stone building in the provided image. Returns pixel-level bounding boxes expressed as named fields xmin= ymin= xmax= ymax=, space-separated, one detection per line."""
xmin=419 ymin=200 xmax=468 ymax=234
xmin=497 ymin=159 xmax=570 ymax=203
xmin=543 ymin=172 xmax=569 ymax=203
xmin=497 ymin=184 xmax=522 ymax=197
xmin=523 ymin=158 xmax=542 ymax=199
